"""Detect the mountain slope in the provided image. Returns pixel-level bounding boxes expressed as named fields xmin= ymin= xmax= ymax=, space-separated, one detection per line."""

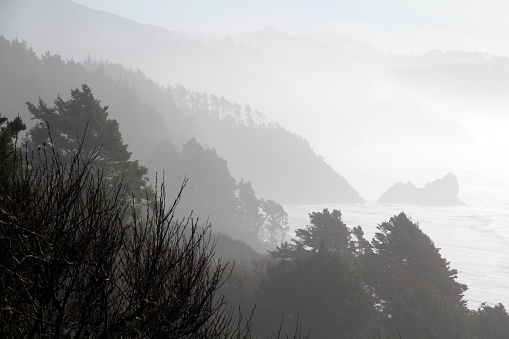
xmin=194 ymin=113 xmax=362 ymax=204
xmin=0 ymin=36 xmax=362 ymax=204
xmin=0 ymin=0 xmax=477 ymax=147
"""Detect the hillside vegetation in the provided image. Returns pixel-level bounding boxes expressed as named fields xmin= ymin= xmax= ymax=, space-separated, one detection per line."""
xmin=0 ymin=36 xmax=362 ymax=204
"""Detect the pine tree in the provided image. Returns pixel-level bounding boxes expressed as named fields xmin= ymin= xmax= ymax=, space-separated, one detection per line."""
xmin=27 ymin=84 xmax=150 ymax=200
xmin=366 ymin=213 xmax=469 ymax=338
xmin=259 ymin=209 xmax=383 ymax=337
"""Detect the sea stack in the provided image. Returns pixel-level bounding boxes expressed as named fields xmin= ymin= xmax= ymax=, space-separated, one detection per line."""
xmin=378 ymin=173 xmax=466 ymax=206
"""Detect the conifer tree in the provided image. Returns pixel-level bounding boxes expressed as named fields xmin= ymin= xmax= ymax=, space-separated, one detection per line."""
xmin=366 ymin=213 xmax=469 ymax=338
xmin=27 ymin=84 xmax=150 ymax=200
xmin=0 ymin=114 xmax=25 ymax=188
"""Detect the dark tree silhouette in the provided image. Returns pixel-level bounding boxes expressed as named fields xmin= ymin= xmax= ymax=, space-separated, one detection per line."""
xmin=468 ymin=302 xmax=509 ymax=339
xmin=237 ymin=179 xmax=264 ymax=237
xmin=27 ymin=84 xmax=150 ymax=201
xmin=0 ymin=114 xmax=26 ymax=188
xmin=270 ymin=209 xmax=351 ymax=260
xmin=257 ymin=209 xmax=383 ymax=338
xmin=0 ymin=139 xmax=252 ymax=338
xmin=366 ymin=213 xmax=469 ymax=339
xmin=261 ymin=199 xmax=289 ymax=246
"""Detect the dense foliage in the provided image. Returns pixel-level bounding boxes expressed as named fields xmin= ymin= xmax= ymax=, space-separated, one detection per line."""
xmin=366 ymin=213 xmax=469 ymax=338
xmin=0 ymin=134 xmax=252 ymax=338
xmin=469 ymin=303 xmax=509 ymax=338
xmin=150 ymin=137 xmax=289 ymax=250
xmin=0 ymin=114 xmax=26 ymax=188
xmin=243 ymin=210 xmax=509 ymax=338
xmin=27 ymin=84 xmax=151 ymax=201
xmin=253 ymin=209 xmax=382 ymax=338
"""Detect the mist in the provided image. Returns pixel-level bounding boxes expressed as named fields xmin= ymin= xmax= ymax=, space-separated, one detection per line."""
xmin=1 ymin=0 xmax=508 ymax=337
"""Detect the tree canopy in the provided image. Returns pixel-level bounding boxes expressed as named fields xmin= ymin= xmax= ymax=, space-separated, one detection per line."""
xmin=27 ymin=84 xmax=150 ymax=200
xmin=366 ymin=213 xmax=469 ymax=338
xmin=0 ymin=114 xmax=26 ymax=187
xmin=270 ymin=208 xmax=353 ymax=260
xmin=150 ymin=138 xmax=290 ymax=249
xmin=469 ymin=303 xmax=509 ymax=339
xmin=0 ymin=136 xmax=253 ymax=338
xmin=256 ymin=209 xmax=383 ymax=338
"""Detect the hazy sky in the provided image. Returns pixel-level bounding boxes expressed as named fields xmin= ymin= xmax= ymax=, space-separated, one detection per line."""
xmin=71 ymin=0 xmax=509 ymax=56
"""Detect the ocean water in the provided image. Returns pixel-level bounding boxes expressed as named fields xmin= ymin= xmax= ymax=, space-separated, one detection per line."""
xmin=284 ymin=141 xmax=509 ymax=310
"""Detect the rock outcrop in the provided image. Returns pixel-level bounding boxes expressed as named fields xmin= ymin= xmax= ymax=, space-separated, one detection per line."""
xmin=378 ymin=173 xmax=466 ymax=206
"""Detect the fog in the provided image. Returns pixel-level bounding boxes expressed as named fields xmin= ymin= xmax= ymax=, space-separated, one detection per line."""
xmin=1 ymin=0 xmax=508 ymax=335
xmin=4 ymin=0 xmax=507 ymax=200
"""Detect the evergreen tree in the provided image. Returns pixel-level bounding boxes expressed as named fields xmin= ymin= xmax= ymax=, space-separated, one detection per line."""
xmin=297 ymin=209 xmax=351 ymax=254
xmin=237 ymin=179 xmax=264 ymax=237
xmin=261 ymin=199 xmax=289 ymax=246
xmin=0 ymin=114 xmax=26 ymax=185
xmin=349 ymin=225 xmax=372 ymax=257
xmin=366 ymin=213 xmax=469 ymax=338
xmin=255 ymin=247 xmax=382 ymax=338
xmin=468 ymin=302 xmax=509 ymax=339
xmin=271 ymin=209 xmax=351 ymax=260
xmin=150 ymin=138 xmax=290 ymax=248
xmin=27 ymin=84 xmax=150 ymax=200
xmin=177 ymin=138 xmax=238 ymax=230
xmin=257 ymin=209 xmax=383 ymax=338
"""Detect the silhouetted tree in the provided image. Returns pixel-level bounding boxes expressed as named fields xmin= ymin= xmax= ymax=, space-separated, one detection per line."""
xmin=349 ymin=225 xmax=371 ymax=257
xmin=468 ymin=302 xmax=509 ymax=339
xmin=255 ymin=249 xmax=381 ymax=338
xmin=0 ymin=139 xmax=252 ymax=338
xmin=258 ymin=209 xmax=383 ymax=338
xmin=27 ymin=84 xmax=150 ymax=200
xmin=150 ymin=138 xmax=291 ymax=248
xmin=177 ymin=139 xmax=238 ymax=229
xmin=0 ymin=114 xmax=26 ymax=187
xmin=261 ymin=199 xmax=289 ymax=246
xmin=271 ymin=209 xmax=351 ymax=260
xmin=366 ymin=213 xmax=469 ymax=339
xmin=237 ymin=179 xmax=264 ymax=236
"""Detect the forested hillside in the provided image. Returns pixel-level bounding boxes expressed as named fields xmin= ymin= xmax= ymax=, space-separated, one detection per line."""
xmin=0 ymin=36 xmax=362 ymax=204
xmin=0 ymin=37 xmax=170 ymax=161
xmin=166 ymin=86 xmax=361 ymax=203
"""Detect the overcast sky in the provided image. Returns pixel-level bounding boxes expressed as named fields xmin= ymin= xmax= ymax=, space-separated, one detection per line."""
xmin=71 ymin=0 xmax=509 ymax=56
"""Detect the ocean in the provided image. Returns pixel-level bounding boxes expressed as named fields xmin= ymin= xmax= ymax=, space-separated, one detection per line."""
xmin=284 ymin=144 xmax=509 ymax=310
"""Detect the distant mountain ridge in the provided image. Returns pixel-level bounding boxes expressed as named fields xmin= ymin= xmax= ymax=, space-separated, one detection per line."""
xmin=237 ymin=27 xmax=382 ymax=62
xmin=302 ymin=31 xmax=383 ymax=59
xmin=0 ymin=0 xmax=480 ymax=147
